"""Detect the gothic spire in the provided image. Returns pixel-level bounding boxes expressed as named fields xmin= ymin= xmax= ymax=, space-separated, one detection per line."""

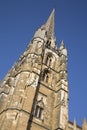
xmin=34 ymin=9 xmax=55 ymax=39
xmin=45 ymin=9 xmax=55 ymax=38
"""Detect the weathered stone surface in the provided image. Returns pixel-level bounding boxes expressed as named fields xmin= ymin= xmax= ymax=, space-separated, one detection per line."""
xmin=0 ymin=9 xmax=83 ymax=130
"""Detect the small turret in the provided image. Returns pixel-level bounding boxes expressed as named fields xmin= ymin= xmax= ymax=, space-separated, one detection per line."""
xmin=82 ymin=118 xmax=87 ymax=130
xmin=60 ymin=40 xmax=65 ymax=50
xmin=59 ymin=40 xmax=67 ymax=57
xmin=73 ymin=119 xmax=76 ymax=130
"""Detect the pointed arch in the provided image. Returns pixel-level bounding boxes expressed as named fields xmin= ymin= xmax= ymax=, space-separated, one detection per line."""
xmin=41 ymin=69 xmax=50 ymax=83
xmin=34 ymin=97 xmax=44 ymax=120
xmin=45 ymin=52 xmax=53 ymax=67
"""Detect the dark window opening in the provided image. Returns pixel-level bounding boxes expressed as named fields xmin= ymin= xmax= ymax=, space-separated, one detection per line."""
xmin=45 ymin=31 xmax=47 ymax=35
xmin=46 ymin=40 xmax=51 ymax=47
xmin=45 ymin=53 xmax=52 ymax=67
xmin=42 ymin=69 xmax=49 ymax=83
xmin=46 ymin=56 xmax=52 ymax=66
xmin=44 ymin=74 xmax=49 ymax=83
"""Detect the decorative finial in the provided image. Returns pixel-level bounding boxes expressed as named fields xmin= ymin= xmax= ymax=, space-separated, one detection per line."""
xmin=73 ymin=119 xmax=76 ymax=130
xmin=82 ymin=118 xmax=87 ymax=130
xmin=60 ymin=40 xmax=65 ymax=50
xmin=59 ymin=40 xmax=67 ymax=56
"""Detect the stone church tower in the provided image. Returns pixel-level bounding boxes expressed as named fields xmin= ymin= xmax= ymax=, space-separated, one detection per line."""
xmin=0 ymin=9 xmax=86 ymax=130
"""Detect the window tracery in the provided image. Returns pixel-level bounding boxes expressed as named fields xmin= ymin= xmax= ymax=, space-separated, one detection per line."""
xmin=41 ymin=69 xmax=50 ymax=83
xmin=35 ymin=105 xmax=43 ymax=119
xmin=46 ymin=39 xmax=51 ymax=47
xmin=34 ymin=97 xmax=44 ymax=120
xmin=45 ymin=53 xmax=52 ymax=67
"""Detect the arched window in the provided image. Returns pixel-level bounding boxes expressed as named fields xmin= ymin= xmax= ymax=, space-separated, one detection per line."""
xmin=35 ymin=105 xmax=43 ymax=119
xmin=46 ymin=56 xmax=52 ymax=66
xmin=45 ymin=74 xmax=49 ymax=83
xmin=42 ymin=69 xmax=49 ymax=83
xmin=34 ymin=97 xmax=44 ymax=120
xmin=46 ymin=40 xmax=51 ymax=47
xmin=45 ymin=53 xmax=52 ymax=67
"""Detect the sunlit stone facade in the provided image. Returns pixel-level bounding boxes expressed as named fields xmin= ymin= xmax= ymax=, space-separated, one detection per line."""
xmin=0 ymin=10 xmax=86 ymax=130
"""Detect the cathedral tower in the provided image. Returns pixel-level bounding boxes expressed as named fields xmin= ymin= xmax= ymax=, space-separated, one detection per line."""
xmin=0 ymin=10 xmax=69 ymax=130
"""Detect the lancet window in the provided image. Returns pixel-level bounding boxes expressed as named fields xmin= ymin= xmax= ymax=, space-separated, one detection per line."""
xmin=42 ymin=69 xmax=50 ymax=83
xmin=46 ymin=39 xmax=51 ymax=47
xmin=35 ymin=105 xmax=43 ymax=119
xmin=45 ymin=53 xmax=52 ymax=67
xmin=34 ymin=97 xmax=44 ymax=120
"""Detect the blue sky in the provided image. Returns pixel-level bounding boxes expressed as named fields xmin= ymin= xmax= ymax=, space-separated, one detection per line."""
xmin=0 ymin=0 xmax=87 ymax=126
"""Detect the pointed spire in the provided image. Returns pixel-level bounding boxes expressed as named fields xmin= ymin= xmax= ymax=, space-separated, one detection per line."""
xmin=34 ymin=9 xmax=55 ymax=39
xmin=60 ymin=40 xmax=65 ymax=50
xmin=60 ymin=40 xmax=64 ymax=49
xmin=82 ymin=118 xmax=87 ymax=130
xmin=59 ymin=40 xmax=67 ymax=56
xmin=45 ymin=9 xmax=55 ymax=38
